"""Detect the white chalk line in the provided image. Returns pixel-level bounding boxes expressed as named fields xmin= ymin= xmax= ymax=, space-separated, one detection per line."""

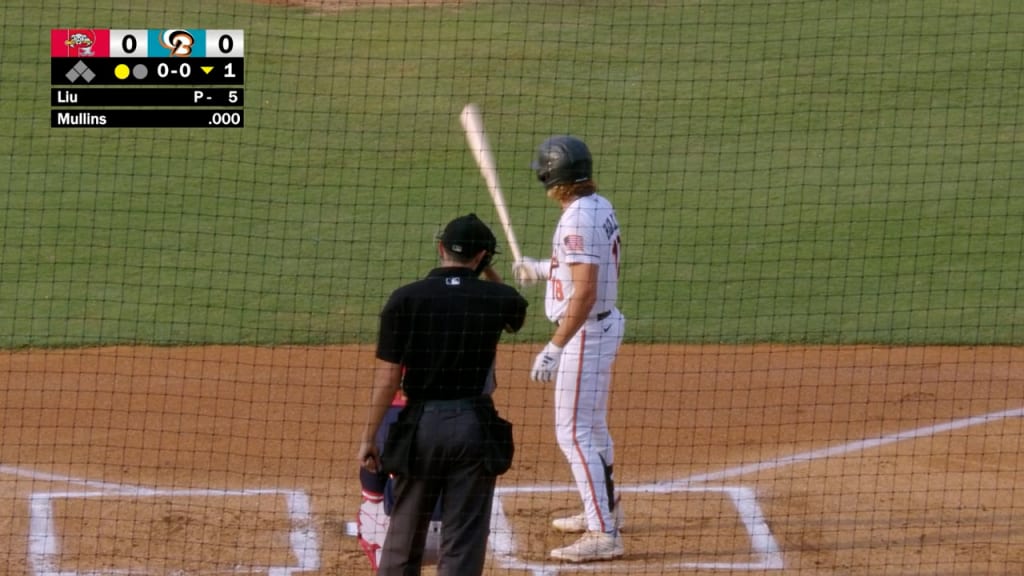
xmin=28 ymin=488 xmax=320 ymax=576
xmin=490 ymin=484 xmax=783 ymax=574
xmin=0 ymin=465 xmax=149 ymax=493
xmin=661 ymin=405 xmax=1024 ymax=489
xmin=2 ymin=466 xmax=320 ymax=576
xmin=7 ymin=406 xmax=1020 ymax=574
xmin=490 ymin=405 xmax=1023 ymax=575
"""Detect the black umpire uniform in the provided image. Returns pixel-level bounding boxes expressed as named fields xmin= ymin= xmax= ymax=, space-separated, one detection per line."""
xmin=358 ymin=214 xmax=528 ymax=576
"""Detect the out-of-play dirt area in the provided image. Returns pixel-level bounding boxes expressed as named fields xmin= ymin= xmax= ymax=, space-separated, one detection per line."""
xmin=0 ymin=343 xmax=1020 ymax=575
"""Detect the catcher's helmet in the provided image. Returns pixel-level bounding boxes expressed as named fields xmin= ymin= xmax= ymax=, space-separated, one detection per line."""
xmin=532 ymin=135 xmax=592 ymax=189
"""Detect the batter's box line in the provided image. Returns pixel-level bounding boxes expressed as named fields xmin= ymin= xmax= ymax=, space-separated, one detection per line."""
xmin=486 ymin=406 xmax=1024 ymax=574
xmin=28 ymin=488 xmax=319 ymax=576
xmin=490 ymin=484 xmax=783 ymax=574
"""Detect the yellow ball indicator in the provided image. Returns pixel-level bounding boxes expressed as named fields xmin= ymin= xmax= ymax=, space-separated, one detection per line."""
xmin=114 ymin=64 xmax=130 ymax=80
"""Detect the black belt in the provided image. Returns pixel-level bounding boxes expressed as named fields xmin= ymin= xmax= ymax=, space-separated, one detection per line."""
xmin=416 ymin=395 xmax=493 ymax=412
xmin=556 ymin=310 xmax=611 ymax=326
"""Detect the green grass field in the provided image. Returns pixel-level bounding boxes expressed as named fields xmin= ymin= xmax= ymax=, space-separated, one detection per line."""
xmin=1 ymin=0 xmax=1022 ymax=347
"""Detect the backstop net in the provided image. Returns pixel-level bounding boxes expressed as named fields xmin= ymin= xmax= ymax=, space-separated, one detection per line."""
xmin=2 ymin=1 xmax=1021 ymax=574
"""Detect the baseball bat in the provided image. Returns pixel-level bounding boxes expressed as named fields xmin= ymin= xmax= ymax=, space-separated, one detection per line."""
xmin=460 ymin=103 xmax=523 ymax=263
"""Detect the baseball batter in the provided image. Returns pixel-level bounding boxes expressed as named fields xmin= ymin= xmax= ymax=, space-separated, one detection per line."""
xmin=513 ymin=135 xmax=626 ymax=562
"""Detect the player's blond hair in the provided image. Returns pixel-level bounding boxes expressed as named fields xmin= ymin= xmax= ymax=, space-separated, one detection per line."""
xmin=546 ymin=179 xmax=598 ymax=203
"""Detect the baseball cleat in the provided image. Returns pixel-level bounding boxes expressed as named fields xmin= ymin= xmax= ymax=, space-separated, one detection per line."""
xmin=551 ymin=497 xmax=625 ymax=533
xmin=550 ymin=530 xmax=624 ymax=562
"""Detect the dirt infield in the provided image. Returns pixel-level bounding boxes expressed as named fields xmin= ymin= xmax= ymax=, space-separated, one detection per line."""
xmin=0 ymin=343 xmax=1021 ymax=575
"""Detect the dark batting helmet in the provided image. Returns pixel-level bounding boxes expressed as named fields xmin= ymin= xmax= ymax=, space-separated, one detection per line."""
xmin=532 ymin=135 xmax=592 ymax=189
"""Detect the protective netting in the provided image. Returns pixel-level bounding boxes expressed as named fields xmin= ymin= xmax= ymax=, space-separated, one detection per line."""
xmin=1 ymin=1 xmax=1021 ymax=574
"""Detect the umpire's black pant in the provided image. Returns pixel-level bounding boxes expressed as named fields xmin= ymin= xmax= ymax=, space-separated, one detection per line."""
xmin=378 ymin=398 xmax=496 ymax=576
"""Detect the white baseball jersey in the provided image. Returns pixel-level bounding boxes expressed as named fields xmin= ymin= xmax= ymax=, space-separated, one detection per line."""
xmin=545 ymin=193 xmax=621 ymax=323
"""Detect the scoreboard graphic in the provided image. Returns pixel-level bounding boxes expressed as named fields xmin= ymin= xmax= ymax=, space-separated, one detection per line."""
xmin=50 ymin=29 xmax=244 ymax=128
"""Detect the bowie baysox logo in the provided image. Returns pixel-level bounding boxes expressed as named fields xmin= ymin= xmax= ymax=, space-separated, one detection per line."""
xmin=160 ymin=30 xmax=195 ymax=56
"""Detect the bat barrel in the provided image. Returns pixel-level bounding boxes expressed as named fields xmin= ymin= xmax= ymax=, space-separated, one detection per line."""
xmin=460 ymin=104 xmax=523 ymax=263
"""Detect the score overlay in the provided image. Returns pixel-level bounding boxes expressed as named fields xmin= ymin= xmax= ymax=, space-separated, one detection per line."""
xmin=50 ymin=29 xmax=244 ymax=128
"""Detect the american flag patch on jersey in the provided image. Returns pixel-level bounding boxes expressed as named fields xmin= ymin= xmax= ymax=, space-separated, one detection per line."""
xmin=563 ymin=234 xmax=585 ymax=252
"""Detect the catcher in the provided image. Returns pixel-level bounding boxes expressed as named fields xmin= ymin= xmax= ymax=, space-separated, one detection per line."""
xmin=356 ymin=390 xmax=441 ymax=571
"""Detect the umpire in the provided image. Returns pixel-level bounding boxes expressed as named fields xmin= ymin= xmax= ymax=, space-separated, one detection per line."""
xmin=357 ymin=213 xmax=529 ymax=576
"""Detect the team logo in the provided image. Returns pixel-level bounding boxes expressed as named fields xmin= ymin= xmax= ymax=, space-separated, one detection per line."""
xmin=160 ymin=30 xmax=195 ymax=57
xmin=51 ymin=29 xmax=109 ymax=57
xmin=65 ymin=33 xmax=94 ymax=56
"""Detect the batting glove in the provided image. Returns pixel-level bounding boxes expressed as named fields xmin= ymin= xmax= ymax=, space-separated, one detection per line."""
xmin=512 ymin=257 xmax=549 ymax=287
xmin=530 ymin=342 xmax=563 ymax=382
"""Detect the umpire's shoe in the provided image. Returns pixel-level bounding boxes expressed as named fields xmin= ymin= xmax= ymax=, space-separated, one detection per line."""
xmin=551 ymin=496 xmax=625 ymax=534
xmin=550 ymin=530 xmax=625 ymax=562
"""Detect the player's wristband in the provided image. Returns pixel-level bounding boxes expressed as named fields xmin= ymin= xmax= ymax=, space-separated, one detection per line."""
xmin=531 ymin=259 xmax=550 ymax=280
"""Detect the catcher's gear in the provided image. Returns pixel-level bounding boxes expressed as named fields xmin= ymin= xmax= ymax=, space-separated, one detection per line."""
xmin=357 ymin=400 xmax=443 ymax=570
xmin=530 ymin=341 xmax=564 ymax=382
xmin=532 ymin=136 xmax=593 ymax=189
xmin=512 ymin=257 xmax=549 ymax=287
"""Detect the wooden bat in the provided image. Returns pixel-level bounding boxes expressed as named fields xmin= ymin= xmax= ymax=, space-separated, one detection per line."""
xmin=460 ymin=103 xmax=523 ymax=263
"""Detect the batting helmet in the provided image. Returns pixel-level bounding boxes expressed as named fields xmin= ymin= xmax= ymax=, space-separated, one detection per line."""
xmin=532 ymin=135 xmax=592 ymax=189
